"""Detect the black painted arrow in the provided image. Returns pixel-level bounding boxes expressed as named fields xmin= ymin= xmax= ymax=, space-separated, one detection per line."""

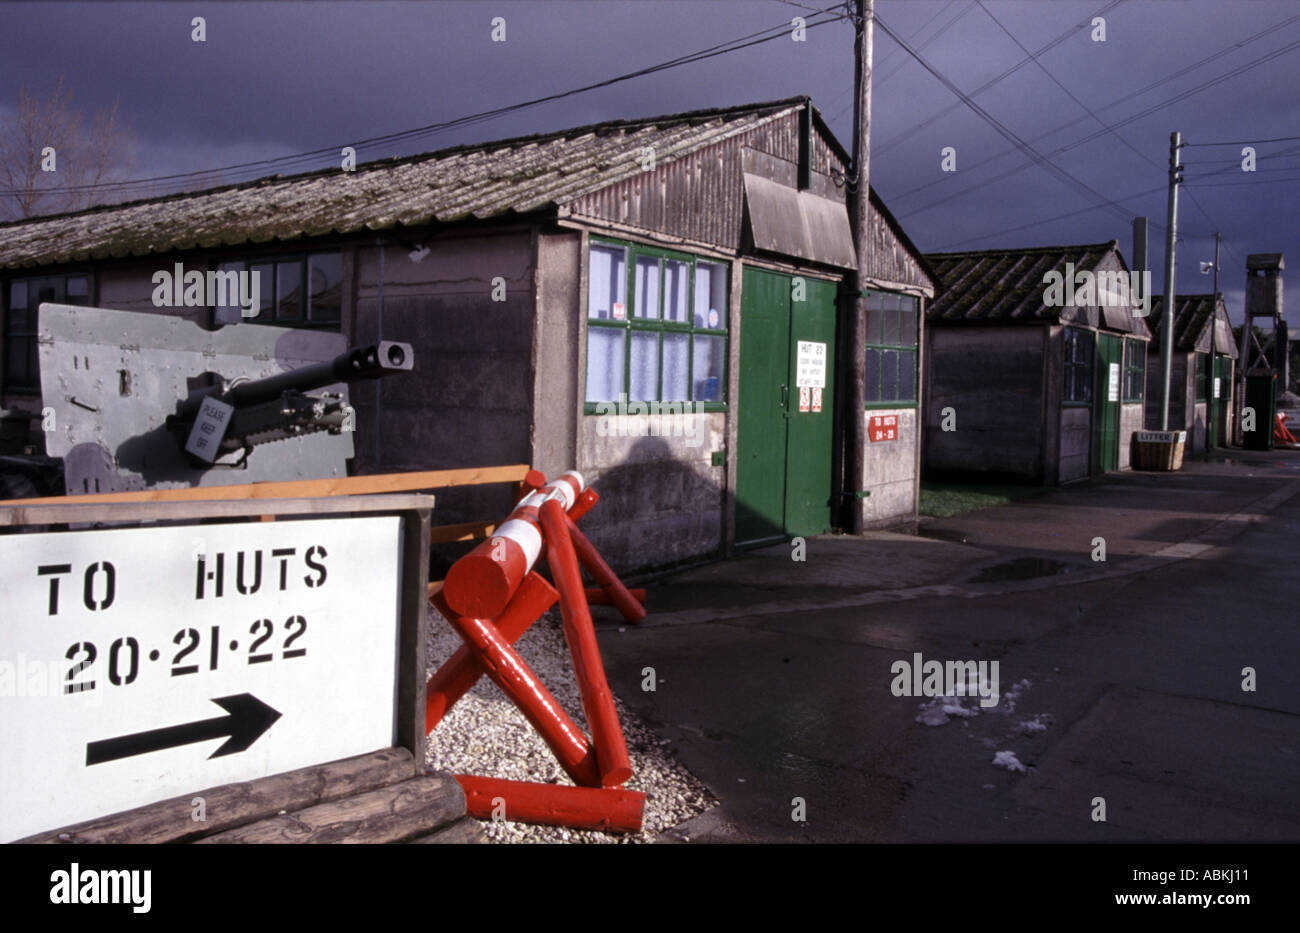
xmin=86 ymin=693 xmax=282 ymax=766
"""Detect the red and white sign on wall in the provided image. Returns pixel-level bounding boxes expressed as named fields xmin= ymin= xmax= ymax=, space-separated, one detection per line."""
xmin=798 ymin=386 xmax=811 ymax=413
xmin=811 ymin=387 xmax=822 ymax=413
xmin=868 ymin=414 xmax=899 ymax=442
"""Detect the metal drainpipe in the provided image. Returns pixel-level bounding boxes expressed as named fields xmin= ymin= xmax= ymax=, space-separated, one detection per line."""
xmin=375 ymin=236 xmax=384 ymax=466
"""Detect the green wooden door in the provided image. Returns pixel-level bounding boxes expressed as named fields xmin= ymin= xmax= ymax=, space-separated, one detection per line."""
xmin=1211 ymin=356 xmax=1232 ymax=447
xmin=736 ymin=268 xmax=792 ymax=546
xmin=736 ymin=268 xmax=836 ymax=547
xmin=784 ymin=277 xmax=837 ymax=537
xmin=1092 ymin=332 xmax=1122 ymax=473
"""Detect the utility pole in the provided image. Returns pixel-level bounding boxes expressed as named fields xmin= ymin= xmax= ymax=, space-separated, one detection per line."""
xmin=1212 ymin=231 xmax=1221 ymax=297
xmin=846 ymin=0 xmax=873 ymax=534
xmin=1159 ymin=131 xmax=1183 ymax=430
xmin=1210 ymin=231 xmax=1220 ymax=445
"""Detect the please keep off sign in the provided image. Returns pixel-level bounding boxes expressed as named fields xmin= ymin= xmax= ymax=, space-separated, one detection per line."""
xmin=0 ymin=516 xmax=403 ymax=842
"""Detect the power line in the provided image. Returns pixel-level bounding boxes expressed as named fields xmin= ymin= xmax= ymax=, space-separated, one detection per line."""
xmin=1186 ymin=173 xmax=1300 ymax=187
xmin=893 ymin=34 xmax=1300 ymax=224
xmin=887 ymin=11 xmax=1300 ymax=208
xmin=827 ymin=0 xmax=973 ymax=124
xmin=3 ymin=4 xmax=847 ymax=203
xmin=873 ymin=12 xmax=1138 ymax=226
xmin=1185 ymin=134 xmax=1300 ymax=147
xmin=872 ymin=0 xmax=1127 ymax=158
xmin=930 ymin=182 xmax=1168 ymax=251
xmin=974 ymin=0 xmax=1161 ymax=175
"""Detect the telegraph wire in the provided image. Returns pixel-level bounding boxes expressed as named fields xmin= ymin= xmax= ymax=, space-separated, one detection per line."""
xmin=2 ymin=4 xmax=847 ymax=204
xmin=888 ymin=11 xmax=1300 ymax=207
xmin=873 ymin=12 xmax=1136 ymax=224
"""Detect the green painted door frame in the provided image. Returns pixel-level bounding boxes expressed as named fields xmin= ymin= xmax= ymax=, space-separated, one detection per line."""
xmin=1092 ymin=332 xmax=1122 ymax=474
xmin=1211 ymin=356 xmax=1233 ymax=447
xmin=735 ymin=267 xmax=837 ymax=547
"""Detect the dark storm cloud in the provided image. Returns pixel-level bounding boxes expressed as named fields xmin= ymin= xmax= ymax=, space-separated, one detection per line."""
xmin=1 ymin=0 xmax=1297 ymax=318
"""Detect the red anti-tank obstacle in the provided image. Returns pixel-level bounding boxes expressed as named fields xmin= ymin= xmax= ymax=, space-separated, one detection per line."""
xmin=455 ymin=775 xmax=645 ymax=834
xmin=425 ymin=470 xmax=646 ymax=833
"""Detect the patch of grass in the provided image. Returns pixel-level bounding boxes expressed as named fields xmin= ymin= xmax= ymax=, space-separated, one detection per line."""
xmin=919 ymin=481 xmax=1046 ymax=518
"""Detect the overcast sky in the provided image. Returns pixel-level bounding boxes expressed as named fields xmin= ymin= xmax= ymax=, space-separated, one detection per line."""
xmin=2 ymin=0 xmax=1297 ymax=320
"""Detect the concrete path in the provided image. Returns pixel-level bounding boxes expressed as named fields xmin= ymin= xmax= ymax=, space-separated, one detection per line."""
xmin=596 ymin=448 xmax=1300 ymax=842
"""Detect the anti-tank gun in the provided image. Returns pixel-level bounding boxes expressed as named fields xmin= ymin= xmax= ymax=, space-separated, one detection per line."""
xmin=35 ymin=303 xmax=415 ymax=495
xmin=167 ymin=341 xmax=413 ymax=465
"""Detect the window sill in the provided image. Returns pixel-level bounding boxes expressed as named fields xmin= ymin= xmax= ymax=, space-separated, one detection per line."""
xmin=583 ymin=402 xmax=727 ymax=415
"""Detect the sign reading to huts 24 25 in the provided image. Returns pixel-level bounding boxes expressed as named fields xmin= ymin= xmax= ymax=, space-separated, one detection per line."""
xmin=0 ymin=517 xmax=402 ymax=843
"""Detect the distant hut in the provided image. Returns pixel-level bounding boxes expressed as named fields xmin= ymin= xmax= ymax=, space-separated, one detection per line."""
xmin=923 ymin=241 xmax=1150 ymax=484
xmin=1146 ymin=293 xmax=1238 ymax=453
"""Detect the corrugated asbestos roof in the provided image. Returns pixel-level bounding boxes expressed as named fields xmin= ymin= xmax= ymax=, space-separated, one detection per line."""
xmin=924 ymin=242 xmax=1121 ymax=323
xmin=1148 ymin=293 xmax=1238 ymax=357
xmin=0 ymin=98 xmax=811 ymax=270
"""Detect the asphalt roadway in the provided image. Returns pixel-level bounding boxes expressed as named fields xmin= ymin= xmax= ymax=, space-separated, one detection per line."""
xmin=596 ymin=447 xmax=1300 ymax=842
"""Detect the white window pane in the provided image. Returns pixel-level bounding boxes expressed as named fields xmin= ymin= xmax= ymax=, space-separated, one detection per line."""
xmin=881 ymin=302 xmax=899 ymax=345
xmin=588 ymin=245 xmax=626 ymax=320
xmin=65 ymin=276 xmax=89 ymax=301
xmin=629 ymin=331 xmax=659 ymax=400
xmin=692 ymin=334 xmax=724 ymax=402
xmin=634 ymin=256 xmax=660 ymax=319
xmin=585 ymin=327 xmax=625 ymax=402
xmin=663 ymin=332 xmax=689 ymax=401
xmin=664 ymin=260 xmax=689 ymax=323
xmin=694 ymin=262 xmax=726 ymax=329
xmin=9 ymin=280 xmax=27 ymax=312
xmin=213 ymin=262 xmax=246 ymax=325
xmin=899 ymin=303 xmax=916 ymax=348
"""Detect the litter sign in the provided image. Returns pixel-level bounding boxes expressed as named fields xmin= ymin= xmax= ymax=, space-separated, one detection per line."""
xmin=0 ymin=515 xmax=403 ymax=842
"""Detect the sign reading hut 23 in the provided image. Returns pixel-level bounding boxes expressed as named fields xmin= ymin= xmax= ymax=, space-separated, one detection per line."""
xmin=0 ymin=517 xmax=402 ymax=842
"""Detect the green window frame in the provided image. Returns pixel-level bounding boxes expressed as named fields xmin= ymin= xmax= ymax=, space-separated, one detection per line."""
xmin=3 ymin=273 xmax=91 ymax=393
xmin=1123 ymin=337 xmax=1146 ymax=403
xmin=1195 ymin=352 xmax=1209 ymax=402
xmin=212 ymin=252 xmax=342 ymax=330
xmin=1063 ymin=326 xmax=1094 ymax=405
xmin=584 ymin=237 xmax=728 ymax=412
xmin=864 ymin=289 xmax=919 ymax=407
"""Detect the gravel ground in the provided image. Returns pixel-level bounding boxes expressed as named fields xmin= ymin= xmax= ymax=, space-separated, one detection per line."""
xmin=424 ymin=603 xmax=716 ymax=843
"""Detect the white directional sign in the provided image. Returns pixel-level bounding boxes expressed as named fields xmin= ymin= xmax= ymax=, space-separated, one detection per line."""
xmin=0 ymin=516 xmax=403 ymax=842
xmin=796 ymin=341 xmax=827 ymax=389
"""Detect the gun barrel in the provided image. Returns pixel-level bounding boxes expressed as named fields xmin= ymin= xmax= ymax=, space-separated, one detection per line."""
xmin=179 ymin=341 xmax=414 ymax=418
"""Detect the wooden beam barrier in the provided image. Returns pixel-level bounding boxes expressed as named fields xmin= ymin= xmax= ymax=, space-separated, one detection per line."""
xmin=197 ymin=771 xmax=467 ymax=844
xmin=0 ymin=464 xmax=532 ymax=508
xmin=18 ymin=748 xmax=418 ymax=844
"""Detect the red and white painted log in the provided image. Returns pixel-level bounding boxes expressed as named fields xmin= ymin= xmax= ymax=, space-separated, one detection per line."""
xmin=436 ymin=594 xmax=602 ymax=788
xmin=442 ymin=471 xmax=584 ymax=620
xmin=564 ymin=510 xmax=647 ymax=623
xmin=456 ymin=774 xmax=645 ymax=833
xmin=425 ymin=572 xmax=559 ymax=733
xmin=538 ymin=498 xmax=633 ymax=787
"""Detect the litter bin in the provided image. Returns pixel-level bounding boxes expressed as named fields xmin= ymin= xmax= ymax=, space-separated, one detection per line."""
xmin=1132 ymin=430 xmax=1186 ymax=471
